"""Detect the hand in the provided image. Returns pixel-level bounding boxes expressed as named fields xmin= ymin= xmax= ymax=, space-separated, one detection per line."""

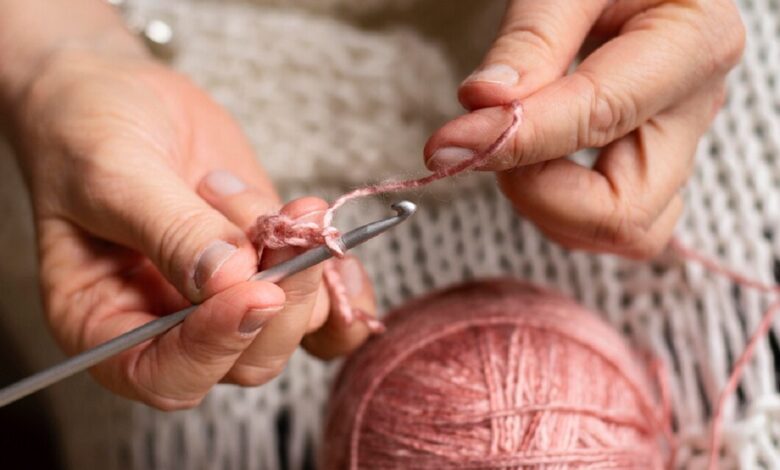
xmin=424 ymin=0 xmax=745 ymax=258
xmin=9 ymin=49 xmax=376 ymax=409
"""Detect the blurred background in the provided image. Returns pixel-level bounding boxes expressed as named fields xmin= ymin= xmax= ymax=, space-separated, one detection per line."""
xmin=0 ymin=318 xmax=63 ymax=469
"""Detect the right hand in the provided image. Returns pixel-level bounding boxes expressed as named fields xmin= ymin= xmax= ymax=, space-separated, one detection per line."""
xmin=8 ymin=49 xmax=376 ymax=410
xmin=423 ymin=0 xmax=744 ymax=259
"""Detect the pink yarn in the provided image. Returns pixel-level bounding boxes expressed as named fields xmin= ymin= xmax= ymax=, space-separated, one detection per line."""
xmin=321 ymin=279 xmax=673 ymax=469
xmin=251 ymin=102 xmax=523 ymax=328
xmin=670 ymin=239 xmax=780 ymax=469
xmin=254 ymin=101 xmax=522 ymax=245
xmin=322 ymin=261 xmax=386 ymax=333
xmin=320 ymin=101 xmax=523 ymax=229
xmin=245 ymin=97 xmax=779 ymax=467
xmin=250 ymin=215 xmax=341 ymax=256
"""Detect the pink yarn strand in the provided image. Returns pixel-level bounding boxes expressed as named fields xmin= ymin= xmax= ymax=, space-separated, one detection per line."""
xmin=323 ymin=101 xmax=523 ymax=227
xmin=707 ymin=300 xmax=780 ymax=469
xmin=670 ymin=238 xmax=780 ymax=469
xmin=253 ymin=102 xmax=523 ymax=329
xmin=648 ymin=356 xmax=677 ymax=465
xmin=671 ymin=238 xmax=778 ymax=294
xmin=323 ymin=261 xmax=386 ymax=334
xmin=251 ymin=103 xmax=780 ymax=468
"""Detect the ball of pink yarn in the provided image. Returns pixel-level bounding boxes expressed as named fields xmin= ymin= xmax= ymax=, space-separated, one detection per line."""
xmin=321 ymin=279 xmax=672 ymax=469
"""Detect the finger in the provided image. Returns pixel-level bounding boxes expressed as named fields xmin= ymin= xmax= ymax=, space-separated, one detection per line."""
xmin=182 ymin=95 xmax=278 ymax=194
xmin=593 ymin=0 xmax=741 ymax=39
xmin=224 ymin=196 xmax=329 ymax=386
xmin=535 ymin=194 xmax=684 ymax=259
xmin=306 ymin=282 xmax=332 ymax=333
xmin=459 ymin=0 xmax=608 ymax=110
xmin=197 ymin=170 xmax=279 ymax=232
xmin=302 ymin=256 xmax=378 ymax=359
xmin=426 ymin=1 xmax=744 ymax=171
xmin=497 ymin=87 xmax=717 ymax=258
xmin=89 ymin=280 xmax=286 ymax=410
xmin=197 ymin=171 xmax=331 ymax=333
xmin=66 ymin=163 xmax=258 ymax=303
xmin=499 ymin=142 xmax=685 ymax=259
xmin=593 ymin=0 xmax=666 ymax=36
xmin=38 ymin=219 xmax=189 ymax=356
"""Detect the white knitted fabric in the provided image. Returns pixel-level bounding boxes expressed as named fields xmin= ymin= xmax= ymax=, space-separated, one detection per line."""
xmin=0 ymin=0 xmax=778 ymax=469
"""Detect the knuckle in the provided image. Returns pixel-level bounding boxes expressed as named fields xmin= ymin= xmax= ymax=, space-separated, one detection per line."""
xmin=696 ymin=1 xmax=746 ymax=74
xmin=591 ymin=201 xmax=655 ymax=253
xmin=157 ymin=208 xmax=213 ymax=281
xmin=720 ymin=16 xmax=746 ymax=69
xmin=499 ymin=22 xmax=557 ymax=60
xmin=575 ymin=72 xmax=636 ymax=148
xmin=508 ymin=117 xmax=543 ymax=166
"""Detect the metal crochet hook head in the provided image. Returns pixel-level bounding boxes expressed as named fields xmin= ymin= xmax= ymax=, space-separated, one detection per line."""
xmin=0 ymin=201 xmax=416 ymax=408
xmin=254 ymin=200 xmax=416 ymax=283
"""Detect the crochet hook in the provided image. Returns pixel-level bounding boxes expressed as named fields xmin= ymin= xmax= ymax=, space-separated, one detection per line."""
xmin=0 ymin=200 xmax=417 ymax=408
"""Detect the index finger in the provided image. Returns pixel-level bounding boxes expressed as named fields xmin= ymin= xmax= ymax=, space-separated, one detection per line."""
xmin=223 ymin=197 xmax=329 ymax=386
xmin=425 ymin=1 xmax=744 ymax=171
xmin=87 ymin=278 xmax=286 ymax=410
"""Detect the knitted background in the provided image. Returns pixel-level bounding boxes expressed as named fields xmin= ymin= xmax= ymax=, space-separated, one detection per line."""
xmin=0 ymin=0 xmax=778 ymax=468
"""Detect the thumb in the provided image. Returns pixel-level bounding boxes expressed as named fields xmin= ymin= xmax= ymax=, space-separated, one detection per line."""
xmin=120 ymin=280 xmax=287 ymax=409
xmin=72 ymin=167 xmax=261 ymax=303
xmin=458 ymin=0 xmax=606 ymax=110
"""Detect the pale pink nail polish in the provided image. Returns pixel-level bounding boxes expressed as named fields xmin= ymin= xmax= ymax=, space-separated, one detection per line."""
xmin=239 ymin=306 xmax=283 ymax=335
xmin=428 ymin=147 xmax=475 ymax=171
xmin=204 ymin=170 xmax=246 ymax=197
xmin=193 ymin=240 xmax=237 ymax=290
xmin=462 ymin=64 xmax=519 ymax=87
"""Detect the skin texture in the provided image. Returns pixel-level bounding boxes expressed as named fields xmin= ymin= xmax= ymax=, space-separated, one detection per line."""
xmin=2 ymin=37 xmax=375 ymax=409
xmin=0 ymin=0 xmax=744 ymax=409
xmin=425 ymin=0 xmax=745 ymax=259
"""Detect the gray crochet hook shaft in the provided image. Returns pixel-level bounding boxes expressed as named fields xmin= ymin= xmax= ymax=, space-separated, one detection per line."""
xmin=0 ymin=201 xmax=416 ymax=408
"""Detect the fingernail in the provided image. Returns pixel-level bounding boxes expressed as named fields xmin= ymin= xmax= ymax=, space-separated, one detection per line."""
xmin=462 ymin=63 xmax=519 ymax=87
xmin=204 ymin=170 xmax=246 ymax=197
xmin=338 ymin=257 xmax=364 ymax=297
xmin=294 ymin=209 xmax=327 ymax=224
xmin=428 ymin=147 xmax=475 ymax=171
xmin=239 ymin=306 xmax=283 ymax=335
xmin=193 ymin=240 xmax=238 ymax=290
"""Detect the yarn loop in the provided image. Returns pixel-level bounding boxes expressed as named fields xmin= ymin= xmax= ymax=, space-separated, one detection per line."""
xmin=251 ymin=101 xmax=523 ymax=329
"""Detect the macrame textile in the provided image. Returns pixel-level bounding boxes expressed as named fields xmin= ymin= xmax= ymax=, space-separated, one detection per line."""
xmin=0 ymin=1 xmax=778 ymax=468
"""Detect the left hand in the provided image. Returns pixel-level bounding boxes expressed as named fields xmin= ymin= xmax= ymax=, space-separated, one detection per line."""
xmin=7 ymin=49 xmax=375 ymax=408
xmin=424 ymin=0 xmax=745 ymax=259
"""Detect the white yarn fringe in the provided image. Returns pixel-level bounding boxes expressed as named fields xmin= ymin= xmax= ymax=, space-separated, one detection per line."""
xmin=0 ymin=1 xmax=778 ymax=469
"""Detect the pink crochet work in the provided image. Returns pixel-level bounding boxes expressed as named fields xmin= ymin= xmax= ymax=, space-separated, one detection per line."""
xmin=251 ymin=101 xmax=523 ymax=330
